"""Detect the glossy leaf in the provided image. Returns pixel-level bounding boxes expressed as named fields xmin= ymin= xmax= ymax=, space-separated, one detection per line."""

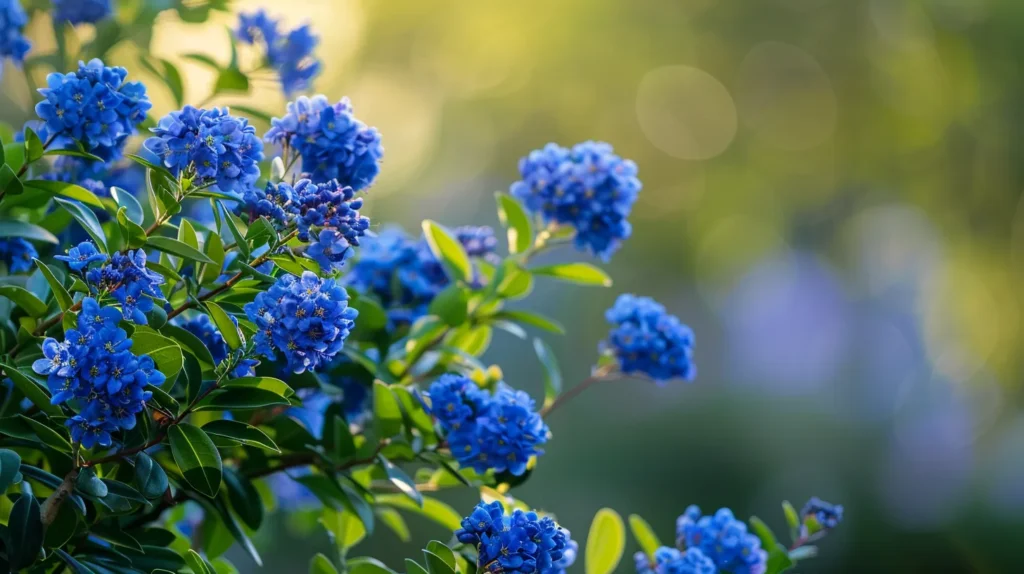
xmin=310 ymin=553 xmax=339 ymax=574
xmin=135 ymin=452 xmax=169 ymax=499
xmin=53 ymin=196 xmax=107 ymax=250
xmin=224 ymin=467 xmax=263 ymax=530
xmin=533 ymin=338 xmax=563 ymax=408
xmin=0 ymin=448 xmax=22 ymax=493
xmin=8 ymin=493 xmax=43 ymax=570
xmin=26 ymin=179 xmax=105 ymax=208
xmin=375 ymin=495 xmax=462 ymax=531
xmin=496 ymin=192 xmax=533 ymax=254
xmin=148 ymin=235 xmax=216 ymax=264
xmin=206 ymin=301 xmax=241 ymax=349
xmin=585 ymin=508 xmax=625 ymax=574
xmin=0 ymin=285 xmax=48 ymax=317
xmin=0 ymin=219 xmax=58 ymax=244
xmin=169 ymin=422 xmax=223 ymax=497
xmin=194 ymin=387 xmax=291 ymax=411
xmin=34 ymin=258 xmax=72 ymax=311
xmin=1 ymin=364 xmax=61 ymax=416
xmin=532 ymin=262 xmax=612 ymax=287
xmin=378 ymin=455 xmax=423 ymax=508
xmin=422 ymin=220 xmax=472 ymax=282
xmin=202 ymin=419 xmax=280 ymax=452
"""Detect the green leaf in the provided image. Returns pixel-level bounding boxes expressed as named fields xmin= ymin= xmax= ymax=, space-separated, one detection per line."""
xmin=185 ymin=549 xmax=216 ymax=574
xmin=161 ymin=324 xmax=217 ymax=366
xmin=43 ymin=501 xmax=77 ymax=548
xmin=205 ymin=301 xmax=241 ymax=349
xmin=230 ymin=105 xmax=274 ymax=124
xmin=533 ymin=338 xmax=562 ymax=408
xmin=375 ymin=495 xmax=462 ymax=531
xmin=373 ymin=381 xmax=403 ymax=438
xmin=130 ymin=327 xmax=184 ymax=383
xmin=495 ymin=262 xmax=533 ymax=299
xmin=54 ymin=549 xmax=93 ymax=573
xmin=194 ymin=387 xmax=291 ymax=411
xmin=117 ymin=207 xmax=148 ymax=249
xmin=168 ymin=422 xmax=223 ymax=497
xmin=111 ymin=186 xmax=144 ymax=225
xmin=24 ymin=127 xmax=44 ymax=162
xmin=201 ymin=232 xmax=226 ymax=284
xmin=53 ymin=196 xmax=107 ymax=250
xmin=182 ymin=53 xmax=222 ymax=71
xmin=422 ymin=551 xmax=456 ymax=574
xmin=377 ymin=507 xmax=411 ymax=543
xmin=405 ymin=560 xmax=429 ymax=574
xmin=223 ymin=376 xmax=294 ymax=398
xmin=320 ymin=506 xmax=366 ymax=552
xmin=202 ymin=419 xmax=279 ymax=452
xmin=25 ymin=179 xmax=104 ymax=208
xmin=428 ymin=284 xmax=468 ymax=326
xmin=422 ymin=220 xmax=472 ymax=282
xmin=76 ymin=467 xmax=108 ymax=497
xmin=782 ymin=501 xmax=800 ymax=542
xmin=178 ymin=218 xmax=199 ymax=250
xmin=378 ymin=455 xmax=423 ymax=508
xmin=425 ymin=542 xmax=457 ymax=572
xmin=224 ymin=467 xmax=263 ymax=530
xmin=134 ymin=452 xmax=169 ymax=499
xmin=222 ymin=206 xmax=250 ymax=258
xmin=0 ymin=219 xmax=58 ymax=244
xmin=628 ymin=514 xmax=661 ymax=560
xmin=322 ymin=404 xmax=357 ymax=460
xmin=585 ymin=508 xmax=625 ymax=574
xmin=532 ymin=262 xmax=612 ymax=287
xmin=348 ymin=558 xmax=396 ymax=574
xmin=8 ymin=493 xmax=43 ymax=570
xmin=215 ymin=68 xmax=250 ymax=93
xmin=749 ymin=516 xmax=795 ymax=574
xmin=34 ymin=258 xmax=72 ymax=311
xmin=0 ymin=285 xmax=48 ymax=317
xmin=0 ymin=449 xmax=22 ymax=493
xmin=349 ymin=292 xmax=387 ymax=336
xmin=0 ymin=164 xmax=23 ymax=196
xmin=496 ymin=192 xmax=533 ymax=254
xmin=491 ymin=309 xmax=565 ymax=334
xmin=148 ymin=235 xmax=215 ymax=264
xmin=21 ymin=415 xmax=72 ymax=452
xmin=44 ymin=148 xmax=104 ymax=162
xmin=3 ymin=142 xmax=25 ymax=173
xmin=101 ymin=478 xmax=148 ymax=503
xmin=1 ymin=364 xmax=61 ymax=416
xmin=310 ymin=554 xmax=339 ymax=574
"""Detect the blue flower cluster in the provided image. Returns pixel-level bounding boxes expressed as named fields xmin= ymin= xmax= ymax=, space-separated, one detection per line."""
xmin=235 ymin=10 xmax=321 ymax=96
xmin=0 ymin=237 xmax=37 ymax=273
xmin=427 ymin=375 xmax=549 ymax=476
xmin=455 ymin=501 xmax=575 ymax=574
xmin=265 ymin=95 xmax=383 ymax=190
xmin=179 ymin=314 xmax=258 ymax=378
xmin=0 ymin=0 xmax=29 ymax=66
xmin=52 ymin=0 xmax=112 ymax=25
xmin=244 ymin=271 xmax=358 ymax=374
xmin=145 ymin=106 xmax=264 ymax=197
xmin=676 ymin=506 xmax=768 ymax=574
xmin=31 ymin=298 xmax=162 ymax=448
xmin=35 ymin=59 xmax=151 ymax=161
xmin=511 ymin=141 xmax=641 ymax=260
xmin=603 ymin=294 xmax=695 ymax=383
xmin=238 ymin=181 xmax=296 ymax=227
xmin=635 ymin=547 xmax=717 ymax=574
xmin=800 ymin=497 xmax=843 ymax=534
xmin=64 ymin=244 xmax=166 ymax=324
xmin=454 ymin=225 xmax=499 ymax=262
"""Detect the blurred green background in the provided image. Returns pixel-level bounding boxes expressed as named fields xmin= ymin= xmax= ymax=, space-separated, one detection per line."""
xmin=9 ymin=0 xmax=1024 ymax=571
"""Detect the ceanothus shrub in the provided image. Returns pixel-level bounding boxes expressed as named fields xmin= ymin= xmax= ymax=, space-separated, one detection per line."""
xmin=0 ymin=3 xmax=844 ymax=574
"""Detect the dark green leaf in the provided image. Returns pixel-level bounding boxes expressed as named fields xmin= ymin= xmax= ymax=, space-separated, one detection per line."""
xmin=43 ymin=498 xmax=77 ymax=548
xmin=53 ymin=196 xmax=107 ymax=250
xmin=223 ymin=376 xmax=294 ymax=398
xmin=378 ymin=455 xmax=423 ymax=508
xmin=194 ymin=387 xmax=291 ymax=411
xmin=135 ymin=452 xmax=169 ymax=499
xmin=147 ymin=235 xmax=215 ymax=264
xmin=202 ymin=419 xmax=279 ymax=452
xmin=101 ymin=478 xmax=148 ymax=503
xmin=205 ymin=301 xmax=241 ymax=349
xmin=495 ymin=192 xmax=533 ymax=254
xmin=26 ymin=179 xmax=105 ymax=208
xmin=421 ymin=220 xmax=472 ymax=282
xmin=168 ymin=422 xmax=223 ymax=497
xmin=0 ymin=449 xmax=22 ymax=493
xmin=9 ymin=494 xmax=43 ymax=570
xmin=347 ymin=557 xmax=395 ymax=574
xmin=24 ymin=127 xmax=43 ymax=162
xmin=0 ymin=163 xmax=23 ymax=196
xmin=405 ymin=560 xmax=429 ymax=574
xmin=91 ymin=524 xmax=143 ymax=551
xmin=749 ymin=516 xmax=795 ymax=574
xmin=422 ymin=551 xmax=456 ymax=574
xmin=222 ymin=206 xmax=250 ymax=258
xmin=111 ymin=186 xmax=143 ymax=225
xmin=585 ymin=508 xmax=625 ymax=574
xmin=0 ymin=219 xmax=58 ymax=243
xmin=532 ymin=262 xmax=612 ymax=287
xmin=214 ymin=68 xmax=249 ymax=93
xmin=224 ymin=467 xmax=263 ymax=530
xmin=34 ymin=259 xmax=72 ymax=311
xmin=184 ymin=549 xmax=216 ymax=574
xmin=54 ymin=549 xmax=94 ymax=574
xmin=182 ymin=53 xmax=222 ymax=71
xmin=2 ymin=365 xmax=60 ymax=416
xmin=161 ymin=324 xmax=217 ymax=366
xmin=21 ymin=415 xmax=72 ymax=451
xmin=0 ymin=285 xmax=48 ymax=317
xmin=310 ymin=553 xmax=339 ymax=574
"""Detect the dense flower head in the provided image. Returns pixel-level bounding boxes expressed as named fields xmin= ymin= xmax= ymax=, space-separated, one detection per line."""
xmin=511 ymin=141 xmax=641 ymax=260
xmin=35 ymin=59 xmax=151 ymax=161
xmin=238 ymin=180 xmax=297 ymax=227
xmin=235 ymin=9 xmax=321 ymax=96
xmin=265 ymin=95 xmax=383 ymax=189
xmin=455 ymin=225 xmax=499 ymax=262
xmin=179 ymin=314 xmax=258 ymax=378
xmin=635 ymin=547 xmax=717 ymax=574
xmin=244 ymin=271 xmax=358 ymax=374
xmin=52 ymin=0 xmax=113 ymax=25
xmin=676 ymin=506 xmax=767 ymax=574
xmin=144 ymin=105 xmax=264 ymax=197
xmin=82 ymin=248 xmax=166 ymax=324
xmin=603 ymin=294 xmax=695 ymax=383
xmin=800 ymin=497 xmax=843 ymax=533
xmin=0 ymin=237 xmax=37 ymax=273
xmin=31 ymin=298 xmax=161 ymax=449
xmin=0 ymin=0 xmax=28 ymax=65
xmin=427 ymin=376 xmax=549 ymax=476
xmin=455 ymin=501 xmax=574 ymax=573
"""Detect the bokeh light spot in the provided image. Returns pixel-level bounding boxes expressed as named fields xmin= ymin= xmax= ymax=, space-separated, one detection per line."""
xmin=636 ymin=65 xmax=737 ymax=160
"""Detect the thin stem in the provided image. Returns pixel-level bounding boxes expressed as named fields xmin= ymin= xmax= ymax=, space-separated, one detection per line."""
xmin=243 ymin=441 xmax=389 ymax=480
xmin=14 ymin=134 xmax=57 ymax=178
xmin=540 ymin=365 xmax=618 ymax=418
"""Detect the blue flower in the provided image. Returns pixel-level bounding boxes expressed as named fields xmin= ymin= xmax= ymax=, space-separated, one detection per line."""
xmin=235 ymin=10 xmax=320 ymax=96
xmin=0 ymin=237 xmax=37 ymax=273
xmin=0 ymin=0 xmax=29 ymax=66
xmin=238 ymin=180 xmax=296 ymax=227
xmin=603 ymin=294 xmax=695 ymax=383
xmin=85 ymin=249 xmax=165 ymax=324
xmin=427 ymin=377 xmax=549 ymax=477
xmin=35 ymin=59 xmax=151 ymax=161
xmin=32 ymin=298 xmax=159 ymax=447
xmin=511 ymin=141 xmax=641 ymax=260
xmin=455 ymin=502 xmax=574 ymax=574
xmin=179 ymin=314 xmax=258 ymax=378
xmin=52 ymin=0 xmax=112 ymax=25
xmin=635 ymin=547 xmax=717 ymax=574
xmin=56 ymin=240 xmax=108 ymax=271
xmin=244 ymin=271 xmax=358 ymax=374
xmin=455 ymin=225 xmax=498 ymax=261
xmin=800 ymin=497 xmax=843 ymax=534
xmin=676 ymin=506 xmax=767 ymax=574
xmin=307 ymin=228 xmax=354 ymax=274
xmin=144 ymin=106 xmax=264 ymax=197
xmin=265 ymin=95 xmax=382 ymax=189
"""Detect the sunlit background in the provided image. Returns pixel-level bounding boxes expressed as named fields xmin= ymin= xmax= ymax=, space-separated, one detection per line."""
xmin=6 ymin=0 xmax=1024 ymax=571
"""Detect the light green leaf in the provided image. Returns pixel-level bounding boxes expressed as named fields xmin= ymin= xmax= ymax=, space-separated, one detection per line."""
xmin=378 ymin=455 xmax=423 ymax=508
xmin=24 ymin=127 xmax=43 ymax=162
xmin=427 ymin=284 xmax=468 ymax=326
xmin=533 ymin=338 xmax=562 ymax=409
xmin=53 ymin=197 xmax=106 ymax=251
xmin=628 ymin=514 xmax=662 ymax=560
xmin=0 ymin=285 xmax=48 ymax=317
xmin=375 ymin=495 xmax=462 ymax=531
xmin=205 ymin=302 xmax=241 ymax=349
xmin=422 ymin=220 xmax=472 ymax=282
xmin=373 ymin=382 xmax=403 ymax=438
xmin=148 ymin=235 xmax=214 ymax=264
xmin=222 ymin=376 xmax=294 ymax=398
xmin=25 ymin=179 xmax=104 ymax=208
xmin=168 ymin=423 xmax=223 ymax=497
xmin=532 ymin=262 xmax=612 ymax=287
xmin=496 ymin=192 xmax=533 ymax=254
xmin=215 ymin=68 xmax=249 ymax=93
xmin=347 ymin=558 xmax=395 ymax=574
xmin=491 ymin=309 xmax=565 ymax=334
xmin=185 ymin=549 xmax=216 ymax=574
xmin=34 ymin=259 xmax=72 ymax=311
xmin=309 ymin=554 xmax=339 ymax=574
xmin=321 ymin=506 xmax=367 ymax=552
xmin=585 ymin=508 xmax=625 ymax=574
xmin=0 ymin=219 xmax=58 ymax=244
